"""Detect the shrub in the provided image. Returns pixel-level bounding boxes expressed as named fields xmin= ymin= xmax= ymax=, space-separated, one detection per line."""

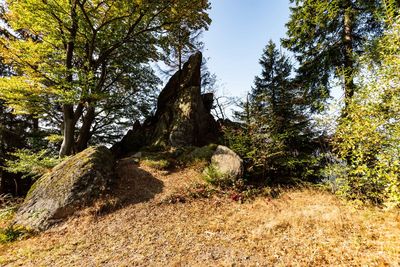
xmin=3 ymin=149 xmax=62 ymax=179
xmin=141 ymin=159 xmax=170 ymax=170
xmin=0 ymin=225 xmax=33 ymax=244
xmin=223 ymin=125 xmax=322 ymax=184
xmin=202 ymin=164 xmax=236 ymax=188
xmin=332 ymin=16 xmax=400 ymax=208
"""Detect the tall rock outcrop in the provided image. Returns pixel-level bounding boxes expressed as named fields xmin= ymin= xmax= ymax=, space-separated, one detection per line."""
xmin=113 ymin=52 xmax=219 ymax=156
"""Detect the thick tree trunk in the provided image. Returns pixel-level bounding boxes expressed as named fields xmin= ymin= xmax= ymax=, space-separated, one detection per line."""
xmin=59 ymin=104 xmax=76 ymax=157
xmin=343 ymin=2 xmax=355 ymax=106
xmin=75 ymin=105 xmax=95 ymax=153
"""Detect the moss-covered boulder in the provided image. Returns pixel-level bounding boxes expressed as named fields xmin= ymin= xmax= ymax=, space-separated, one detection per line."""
xmin=14 ymin=146 xmax=115 ymax=231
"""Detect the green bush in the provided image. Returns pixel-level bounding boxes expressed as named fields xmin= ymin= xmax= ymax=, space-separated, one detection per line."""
xmin=0 ymin=225 xmax=33 ymax=244
xmin=223 ymin=125 xmax=321 ymax=184
xmin=332 ymin=16 xmax=400 ymax=208
xmin=202 ymin=164 xmax=235 ymax=188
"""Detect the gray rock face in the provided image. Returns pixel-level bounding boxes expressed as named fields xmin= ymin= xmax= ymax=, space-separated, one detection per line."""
xmin=111 ymin=120 xmax=144 ymax=156
xmin=211 ymin=145 xmax=243 ymax=181
xmin=14 ymin=146 xmax=115 ymax=231
xmin=112 ymin=52 xmax=220 ymax=157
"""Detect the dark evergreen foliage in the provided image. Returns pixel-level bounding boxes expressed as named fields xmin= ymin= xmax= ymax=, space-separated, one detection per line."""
xmin=230 ymin=41 xmax=319 ymax=184
xmin=282 ymin=0 xmax=399 ymax=110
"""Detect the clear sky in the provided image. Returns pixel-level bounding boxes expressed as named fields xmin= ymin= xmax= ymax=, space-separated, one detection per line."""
xmin=203 ymin=0 xmax=291 ymax=99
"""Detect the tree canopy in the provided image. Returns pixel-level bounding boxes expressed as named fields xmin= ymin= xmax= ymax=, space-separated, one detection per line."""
xmin=0 ymin=0 xmax=211 ymax=156
xmin=282 ymin=0 xmax=398 ymax=110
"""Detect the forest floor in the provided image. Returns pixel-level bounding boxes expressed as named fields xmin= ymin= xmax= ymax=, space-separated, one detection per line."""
xmin=1 ymin=158 xmax=400 ymax=266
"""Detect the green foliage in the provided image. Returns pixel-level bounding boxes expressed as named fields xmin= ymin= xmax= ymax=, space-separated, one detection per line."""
xmin=282 ymin=0 xmax=399 ymax=109
xmin=0 ymin=225 xmax=34 ymax=244
xmin=0 ymin=0 xmax=211 ymax=155
xmin=45 ymin=134 xmax=64 ymax=144
xmin=140 ymin=150 xmax=176 ymax=170
xmin=231 ymin=41 xmax=320 ymax=183
xmin=141 ymin=159 xmax=170 ymax=171
xmin=222 ymin=126 xmax=255 ymax=162
xmin=333 ymin=15 xmax=400 ymax=208
xmin=3 ymin=149 xmax=62 ymax=179
xmin=202 ymin=164 xmax=226 ymax=186
xmin=0 ymin=194 xmax=20 ymax=221
xmin=177 ymin=144 xmax=217 ymax=168
xmin=0 ymin=206 xmax=14 ymax=221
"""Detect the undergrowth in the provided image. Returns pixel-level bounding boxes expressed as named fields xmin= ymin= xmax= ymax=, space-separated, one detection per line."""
xmin=0 ymin=194 xmax=21 ymax=222
xmin=163 ymin=179 xmax=283 ymax=205
xmin=141 ymin=159 xmax=171 ymax=170
xmin=139 ymin=144 xmax=217 ymax=171
xmin=0 ymin=194 xmax=34 ymax=244
xmin=0 ymin=225 xmax=35 ymax=244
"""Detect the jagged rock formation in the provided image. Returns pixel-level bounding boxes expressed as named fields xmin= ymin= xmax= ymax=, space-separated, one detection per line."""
xmin=14 ymin=146 xmax=115 ymax=231
xmin=112 ymin=52 xmax=219 ymax=157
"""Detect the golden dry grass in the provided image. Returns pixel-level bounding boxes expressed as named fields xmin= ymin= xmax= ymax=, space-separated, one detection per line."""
xmin=0 ymin=159 xmax=399 ymax=266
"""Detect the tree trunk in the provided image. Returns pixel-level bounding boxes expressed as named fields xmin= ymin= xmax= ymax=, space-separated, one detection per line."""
xmin=0 ymin=172 xmax=5 ymax=194
xmin=75 ymin=105 xmax=95 ymax=153
xmin=31 ymin=116 xmax=39 ymax=133
xmin=59 ymin=104 xmax=76 ymax=157
xmin=343 ymin=1 xmax=355 ymax=106
xmin=59 ymin=1 xmax=78 ymax=157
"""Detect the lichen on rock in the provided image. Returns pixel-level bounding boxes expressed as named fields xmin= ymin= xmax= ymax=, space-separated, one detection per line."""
xmin=112 ymin=52 xmax=220 ymax=157
xmin=14 ymin=146 xmax=115 ymax=231
xmin=210 ymin=145 xmax=243 ymax=181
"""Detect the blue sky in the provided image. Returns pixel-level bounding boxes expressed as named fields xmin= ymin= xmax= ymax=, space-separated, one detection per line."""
xmin=203 ymin=0 xmax=291 ymax=99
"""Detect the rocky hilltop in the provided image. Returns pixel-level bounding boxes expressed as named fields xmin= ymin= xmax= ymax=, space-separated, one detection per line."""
xmin=12 ymin=53 xmax=241 ymax=231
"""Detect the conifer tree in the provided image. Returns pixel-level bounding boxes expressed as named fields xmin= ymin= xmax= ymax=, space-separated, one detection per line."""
xmin=282 ymin=0 xmax=399 ymax=110
xmin=233 ymin=41 xmax=314 ymax=182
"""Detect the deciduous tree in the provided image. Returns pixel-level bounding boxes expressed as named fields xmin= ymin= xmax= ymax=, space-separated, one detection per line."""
xmin=334 ymin=14 xmax=400 ymax=207
xmin=0 ymin=0 xmax=211 ymax=156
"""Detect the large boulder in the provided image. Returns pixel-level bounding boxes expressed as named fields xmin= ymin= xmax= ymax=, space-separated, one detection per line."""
xmin=14 ymin=146 xmax=115 ymax=231
xmin=112 ymin=52 xmax=220 ymax=157
xmin=211 ymin=145 xmax=243 ymax=181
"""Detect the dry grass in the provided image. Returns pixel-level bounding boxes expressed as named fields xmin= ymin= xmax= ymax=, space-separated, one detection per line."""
xmin=0 ymin=195 xmax=22 ymax=229
xmin=0 ymin=159 xmax=399 ymax=266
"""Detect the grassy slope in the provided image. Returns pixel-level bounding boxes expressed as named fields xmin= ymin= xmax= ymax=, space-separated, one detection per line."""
xmin=1 ymin=158 xmax=399 ymax=266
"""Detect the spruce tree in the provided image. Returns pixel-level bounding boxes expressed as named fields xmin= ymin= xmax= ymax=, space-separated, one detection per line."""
xmin=233 ymin=41 xmax=314 ymax=183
